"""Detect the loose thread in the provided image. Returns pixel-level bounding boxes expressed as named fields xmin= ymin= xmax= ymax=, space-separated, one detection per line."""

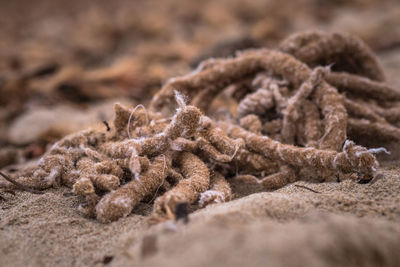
xmin=294 ymin=184 xmax=321 ymax=194
xmin=127 ymin=104 xmax=149 ymax=139
xmin=0 ymin=171 xmax=44 ymax=195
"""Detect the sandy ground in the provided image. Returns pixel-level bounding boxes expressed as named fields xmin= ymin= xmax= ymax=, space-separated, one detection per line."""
xmin=0 ymin=164 xmax=399 ymax=266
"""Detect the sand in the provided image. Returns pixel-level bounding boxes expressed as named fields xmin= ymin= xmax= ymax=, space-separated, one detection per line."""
xmin=1 ymin=159 xmax=399 ymax=266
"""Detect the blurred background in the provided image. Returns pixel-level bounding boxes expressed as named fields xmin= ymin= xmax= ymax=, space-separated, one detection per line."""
xmin=0 ymin=0 xmax=399 ymax=168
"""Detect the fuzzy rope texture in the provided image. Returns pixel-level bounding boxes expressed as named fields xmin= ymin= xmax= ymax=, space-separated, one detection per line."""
xmin=1 ymin=31 xmax=397 ymax=223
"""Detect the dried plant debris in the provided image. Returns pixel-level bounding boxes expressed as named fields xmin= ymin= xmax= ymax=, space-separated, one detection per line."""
xmin=1 ymin=31 xmax=399 ymax=223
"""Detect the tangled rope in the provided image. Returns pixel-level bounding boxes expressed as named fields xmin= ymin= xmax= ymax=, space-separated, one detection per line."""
xmin=1 ymin=31 xmax=397 ymax=223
